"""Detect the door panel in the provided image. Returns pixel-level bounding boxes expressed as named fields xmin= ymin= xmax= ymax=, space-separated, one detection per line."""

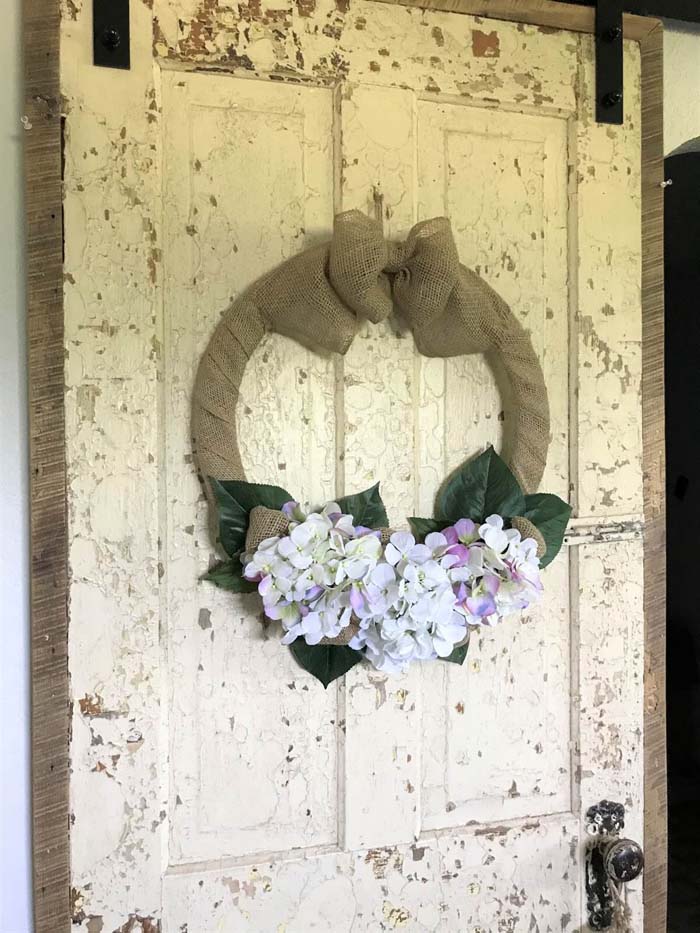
xmin=162 ymin=73 xmax=339 ymax=864
xmin=62 ymin=1 xmax=644 ymax=929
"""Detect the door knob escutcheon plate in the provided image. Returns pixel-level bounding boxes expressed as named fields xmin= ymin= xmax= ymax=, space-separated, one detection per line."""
xmin=585 ymin=801 xmax=643 ymax=930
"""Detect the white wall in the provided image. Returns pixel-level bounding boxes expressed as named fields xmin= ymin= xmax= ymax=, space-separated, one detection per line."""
xmin=0 ymin=10 xmax=698 ymax=933
xmin=0 ymin=0 xmax=32 ymax=931
xmin=664 ymin=20 xmax=700 ymax=154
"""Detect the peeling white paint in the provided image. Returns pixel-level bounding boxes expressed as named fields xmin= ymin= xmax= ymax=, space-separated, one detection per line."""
xmin=62 ymin=2 xmax=644 ymax=929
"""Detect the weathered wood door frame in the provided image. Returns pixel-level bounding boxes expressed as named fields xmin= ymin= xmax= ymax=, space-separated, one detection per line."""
xmin=23 ymin=1 xmax=665 ymax=930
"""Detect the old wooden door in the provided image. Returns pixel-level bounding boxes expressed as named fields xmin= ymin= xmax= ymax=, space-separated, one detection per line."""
xmin=62 ymin=1 xmax=644 ymax=930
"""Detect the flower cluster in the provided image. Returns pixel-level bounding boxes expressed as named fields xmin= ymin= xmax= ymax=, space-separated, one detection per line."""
xmin=242 ymin=501 xmax=383 ymax=645
xmin=242 ymin=504 xmax=543 ymax=675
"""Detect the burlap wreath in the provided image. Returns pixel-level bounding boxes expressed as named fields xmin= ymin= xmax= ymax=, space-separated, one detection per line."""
xmin=192 ymin=210 xmax=551 ymax=642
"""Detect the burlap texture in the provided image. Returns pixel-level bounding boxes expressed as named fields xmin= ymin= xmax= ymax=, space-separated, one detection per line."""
xmin=322 ymin=622 xmax=360 ymax=646
xmin=194 ymin=211 xmax=551 ymax=647
xmin=511 ymin=516 xmax=547 ymax=559
xmin=193 ymin=210 xmax=550 ymax=499
xmin=245 ymin=506 xmax=290 ymax=552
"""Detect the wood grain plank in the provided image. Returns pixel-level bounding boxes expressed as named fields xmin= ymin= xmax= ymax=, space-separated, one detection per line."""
xmin=23 ymin=0 xmax=70 ymax=930
xmin=640 ymin=21 xmax=667 ymax=933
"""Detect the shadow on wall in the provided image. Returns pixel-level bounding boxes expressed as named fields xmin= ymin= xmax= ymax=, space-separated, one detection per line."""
xmin=668 ymin=136 xmax=700 ymax=157
xmin=665 ymin=144 xmax=700 ymax=933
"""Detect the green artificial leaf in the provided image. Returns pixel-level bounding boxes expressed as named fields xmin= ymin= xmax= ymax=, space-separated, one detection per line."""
xmin=522 ymin=492 xmax=572 ymax=568
xmin=202 ymin=559 xmax=258 ymax=593
xmin=289 ymin=641 xmax=364 ymax=688
xmin=210 ymin=478 xmax=292 ymax=558
xmin=337 ymin=482 xmax=389 ymax=529
xmin=437 ymin=446 xmax=525 ymax=524
xmin=442 ymin=641 xmax=470 ymax=665
xmin=408 ymin=516 xmax=446 ymax=540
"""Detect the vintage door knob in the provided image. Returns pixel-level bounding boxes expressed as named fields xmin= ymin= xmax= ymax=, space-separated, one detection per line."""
xmin=585 ymin=801 xmax=644 ymax=930
xmin=605 ymin=838 xmax=644 ymax=885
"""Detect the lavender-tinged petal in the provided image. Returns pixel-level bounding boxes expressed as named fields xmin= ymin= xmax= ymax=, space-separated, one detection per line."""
xmin=455 ymin=518 xmax=476 ymax=541
xmin=466 ymin=593 xmax=497 ymax=617
xmin=445 ymin=543 xmax=470 ymax=567
xmin=442 ymin=526 xmax=458 ymax=545
xmin=349 ymin=585 xmax=366 ymax=614
xmin=354 ymin=525 xmax=381 ymax=539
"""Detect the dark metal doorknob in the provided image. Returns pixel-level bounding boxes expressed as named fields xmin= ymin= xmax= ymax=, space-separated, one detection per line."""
xmin=585 ymin=800 xmax=644 ymax=930
xmin=605 ymin=838 xmax=644 ymax=884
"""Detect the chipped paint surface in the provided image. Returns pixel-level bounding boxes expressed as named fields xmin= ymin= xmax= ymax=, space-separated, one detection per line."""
xmin=471 ymin=29 xmax=500 ymax=58
xmin=162 ymin=822 xmax=585 ymax=930
xmin=62 ymin=1 xmax=643 ymax=929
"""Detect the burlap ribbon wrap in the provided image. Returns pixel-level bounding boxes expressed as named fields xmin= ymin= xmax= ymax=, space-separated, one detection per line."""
xmin=193 ymin=210 xmax=550 ymax=499
xmin=197 ymin=213 xmax=549 ymax=625
xmin=193 ymin=211 xmax=551 ymax=645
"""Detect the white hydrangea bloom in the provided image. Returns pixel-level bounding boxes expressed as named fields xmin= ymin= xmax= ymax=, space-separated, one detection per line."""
xmin=349 ymin=531 xmax=468 ymax=674
xmin=449 ymin=516 xmax=543 ymax=626
xmin=242 ymin=501 xmax=382 ymax=646
xmin=243 ymin=504 xmax=543 ymax=674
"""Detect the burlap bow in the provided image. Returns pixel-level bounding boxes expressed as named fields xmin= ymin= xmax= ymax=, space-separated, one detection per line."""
xmin=193 ymin=209 xmax=550 ymax=515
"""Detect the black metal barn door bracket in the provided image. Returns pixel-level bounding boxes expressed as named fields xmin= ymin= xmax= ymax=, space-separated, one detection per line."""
xmin=93 ymin=0 xmax=130 ymax=70
xmin=579 ymin=0 xmax=700 ymax=125
xmin=596 ymin=0 xmax=624 ymax=125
